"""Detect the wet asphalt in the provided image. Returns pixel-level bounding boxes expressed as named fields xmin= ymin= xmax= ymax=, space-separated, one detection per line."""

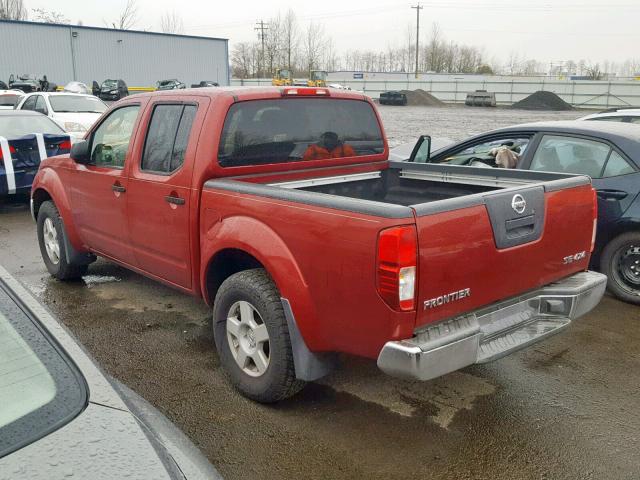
xmin=1 ymin=105 xmax=639 ymax=480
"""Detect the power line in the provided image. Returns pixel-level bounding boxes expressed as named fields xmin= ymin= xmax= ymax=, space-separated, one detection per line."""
xmin=411 ymin=3 xmax=423 ymax=79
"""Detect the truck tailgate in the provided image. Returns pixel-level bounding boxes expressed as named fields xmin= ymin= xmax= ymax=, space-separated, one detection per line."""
xmin=414 ymin=180 xmax=596 ymax=329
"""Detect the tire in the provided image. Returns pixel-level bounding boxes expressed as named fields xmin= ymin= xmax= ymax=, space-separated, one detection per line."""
xmin=213 ymin=269 xmax=305 ymax=402
xmin=600 ymin=231 xmax=640 ymax=305
xmin=37 ymin=201 xmax=88 ymax=281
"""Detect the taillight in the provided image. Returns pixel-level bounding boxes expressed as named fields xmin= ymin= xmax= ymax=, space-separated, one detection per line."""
xmin=591 ymin=188 xmax=598 ymax=252
xmin=0 ymin=145 xmax=16 ymax=160
xmin=58 ymin=140 xmax=72 ymax=151
xmin=377 ymin=226 xmax=417 ymax=311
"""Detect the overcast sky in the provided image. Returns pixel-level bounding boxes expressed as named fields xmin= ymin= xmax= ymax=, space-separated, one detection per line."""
xmin=27 ymin=0 xmax=640 ymax=66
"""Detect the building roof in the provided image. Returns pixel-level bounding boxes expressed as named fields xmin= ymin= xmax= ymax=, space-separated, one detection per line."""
xmin=0 ymin=18 xmax=228 ymax=43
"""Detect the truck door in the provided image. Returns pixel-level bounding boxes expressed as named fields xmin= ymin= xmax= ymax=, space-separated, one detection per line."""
xmin=69 ymin=104 xmax=142 ymax=266
xmin=125 ymin=98 xmax=206 ymax=289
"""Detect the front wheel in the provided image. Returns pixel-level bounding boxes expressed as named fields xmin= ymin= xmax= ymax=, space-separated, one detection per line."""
xmin=37 ymin=201 xmax=87 ymax=281
xmin=600 ymin=232 xmax=640 ymax=305
xmin=213 ymin=269 xmax=305 ymax=402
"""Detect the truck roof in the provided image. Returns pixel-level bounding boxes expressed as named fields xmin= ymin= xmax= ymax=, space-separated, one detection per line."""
xmin=129 ymin=86 xmax=371 ymax=103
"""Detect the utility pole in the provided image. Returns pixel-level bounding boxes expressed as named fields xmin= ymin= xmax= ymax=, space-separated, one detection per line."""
xmin=255 ymin=20 xmax=269 ymax=78
xmin=411 ymin=3 xmax=423 ymax=79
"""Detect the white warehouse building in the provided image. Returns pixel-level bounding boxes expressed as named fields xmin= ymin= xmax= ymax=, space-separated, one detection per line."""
xmin=0 ymin=20 xmax=230 ymax=89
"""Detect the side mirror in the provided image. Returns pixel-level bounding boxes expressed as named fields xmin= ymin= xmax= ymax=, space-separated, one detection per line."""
xmin=409 ymin=135 xmax=432 ymax=163
xmin=70 ymin=140 xmax=91 ymax=164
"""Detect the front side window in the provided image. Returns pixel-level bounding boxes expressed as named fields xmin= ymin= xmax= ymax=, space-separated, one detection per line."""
xmin=530 ymin=135 xmax=615 ymax=178
xmin=218 ymin=98 xmax=384 ymax=167
xmin=21 ymin=95 xmax=37 ymax=111
xmin=438 ymin=136 xmax=531 ymax=168
xmin=90 ymin=105 xmax=140 ymax=168
xmin=141 ymin=104 xmax=197 ymax=173
xmin=0 ymin=283 xmax=87 ymax=458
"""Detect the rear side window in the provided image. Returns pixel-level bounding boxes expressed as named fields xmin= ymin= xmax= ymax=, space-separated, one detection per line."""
xmin=218 ymin=98 xmax=384 ymax=167
xmin=142 ymin=104 xmax=197 ymax=173
xmin=531 ymin=135 xmax=610 ymax=178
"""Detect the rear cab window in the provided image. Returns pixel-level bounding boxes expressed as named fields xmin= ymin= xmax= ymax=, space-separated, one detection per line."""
xmin=0 ymin=282 xmax=87 ymax=458
xmin=218 ymin=98 xmax=384 ymax=167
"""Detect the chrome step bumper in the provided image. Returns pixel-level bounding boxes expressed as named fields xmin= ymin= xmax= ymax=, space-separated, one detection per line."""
xmin=377 ymin=271 xmax=607 ymax=381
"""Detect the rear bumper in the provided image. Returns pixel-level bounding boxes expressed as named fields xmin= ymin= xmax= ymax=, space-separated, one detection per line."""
xmin=377 ymin=271 xmax=607 ymax=381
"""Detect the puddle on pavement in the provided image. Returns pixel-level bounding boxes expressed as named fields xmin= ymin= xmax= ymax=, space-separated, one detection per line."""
xmin=83 ymin=274 xmax=122 ymax=287
xmin=321 ymin=364 xmax=495 ymax=429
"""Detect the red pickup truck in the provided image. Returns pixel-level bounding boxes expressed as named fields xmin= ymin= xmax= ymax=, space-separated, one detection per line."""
xmin=31 ymin=87 xmax=607 ymax=402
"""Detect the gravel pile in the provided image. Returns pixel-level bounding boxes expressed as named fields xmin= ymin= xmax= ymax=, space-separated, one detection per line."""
xmin=511 ymin=91 xmax=574 ymax=111
xmin=400 ymin=89 xmax=446 ymax=106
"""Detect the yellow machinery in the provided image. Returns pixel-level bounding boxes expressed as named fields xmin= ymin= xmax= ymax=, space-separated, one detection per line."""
xmin=272 ymin=69 xmax=293 ymax=86
xmin=307 ymin=70 xmax=328 ymax=87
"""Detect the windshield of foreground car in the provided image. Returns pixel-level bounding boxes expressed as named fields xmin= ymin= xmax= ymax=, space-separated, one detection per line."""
xmin=0 ymin=283 xmax=87 ymax=458
xmin=0 ymin=115 xmax=65 ymax=137
xmin=49 ymin=95 xmax=107 ymax=114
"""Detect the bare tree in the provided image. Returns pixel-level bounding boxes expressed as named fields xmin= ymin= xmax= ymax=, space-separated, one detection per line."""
xmin=0 ymin=0 xmax=27 ymax=20
xmin=302 ymin=21 xmax=326 ymax=75
xmin=111 ymin=0 xmax=138 ymax=30
xmin=31 ymin=8 xmax=69 ymax=24
xmin=585 ymin=63 xmax=603 ymax=80
xmin=160 ymin=11 xmax=184 ymax=34
xmin=281 ymin=9 xmax=298 ymax=72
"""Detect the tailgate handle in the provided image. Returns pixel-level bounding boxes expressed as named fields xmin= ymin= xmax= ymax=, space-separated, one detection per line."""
xmin=505 ymin=214 xmax=535 ymax=237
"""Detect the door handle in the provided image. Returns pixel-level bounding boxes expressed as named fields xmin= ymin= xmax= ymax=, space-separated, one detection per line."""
xmin=596 ymin=189 xmax=627 ymax=200
xmin=111 ymin=183 xmax=126 ymax=193
xmin=165 ymin=195 xmax=185 ymax=205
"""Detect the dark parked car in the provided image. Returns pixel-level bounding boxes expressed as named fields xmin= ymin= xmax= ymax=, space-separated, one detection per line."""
xmin=0 ymin=110 xmax=71 ymax=197
xmin=156 ymin=79 xmax=186 ymax=91
xmin=191 ymin=80 xmax=219 ymax=88
xmin=379 ymin=91 xmax=407 ymax=106
xmin=8 ymin=74 xmax=52 ymax=93
xmin=98 ymin=79 xmax=129 ymax=101
xmin=404 ymin=120 xmax=640 ymax=304
xmin=0 ymin=264 xmax=222 ymax=479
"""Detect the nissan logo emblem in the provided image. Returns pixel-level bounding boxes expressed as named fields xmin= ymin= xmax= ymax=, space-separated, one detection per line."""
xmin=511 ymin=194 xmax=526 ymax=214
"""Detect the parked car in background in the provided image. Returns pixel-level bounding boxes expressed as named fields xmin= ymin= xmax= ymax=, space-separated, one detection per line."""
xmin=404 ymin=120 xmax=640 ymax=304
xmin=63 ymin=81 xmax=91 ymax=95
xmin=379 ymin=91 xmax=408 ymax=106
xmin=0 ymin=110 xmax=71 ymax=197
xmin=579 ymin=107 xmax=640 ymax=124
xmin=15 ymin=92 xmax=108 ymax=139
xmin=31 ymin=87 xmax=605 ymax=403
xmin=0 ymin=81 xmax=8 ymax=90
xmin=157 ymin=79 xmax=186 ymax=91
xmin=0 ymin=90 xmax=24 ymax=110
xmin=97 ymin=79 xmax=129 ymax=101
xmin=0 ymin=265 xmax=223 ymax=479
xmin=191 ymin=80 xmax=219 ymax=88
xmin=8 ymin=74 xmax=54 ymax=93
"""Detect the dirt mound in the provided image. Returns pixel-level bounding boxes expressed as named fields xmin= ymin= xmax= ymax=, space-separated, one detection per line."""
xmin=400 ymin=89 xmax=445 ymax=106
xmin=511 ymin=91 xmax=574 ymax=111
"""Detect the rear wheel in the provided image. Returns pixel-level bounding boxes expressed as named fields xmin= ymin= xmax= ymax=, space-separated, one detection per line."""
xmin=213 ymin=269 xmax=305 ymax=402
xmin=600 ymin=232 xmax=640 ymax=305
xmin=37 ymin=201 xmax=88 ymax=281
